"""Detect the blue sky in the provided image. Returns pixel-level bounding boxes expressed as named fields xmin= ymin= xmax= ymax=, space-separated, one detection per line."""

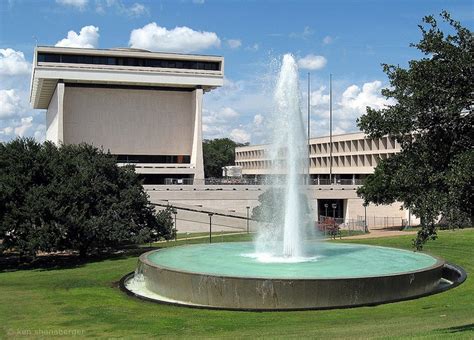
xmin=0 ymin=0 xmax=472 ymax=143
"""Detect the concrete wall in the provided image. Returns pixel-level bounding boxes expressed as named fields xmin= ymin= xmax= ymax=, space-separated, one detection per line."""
xmin=146 ymin=185 xmax=418 ymax=232
xmin=63 ymin=86 xmax=194 ymax=155
xmin=46 ymin=83 xmax=64 ymax=144
xmin=236 ymin=132 xmax=401 ymax=176
xmin=46 ymin=86 xmax=59 ymax=142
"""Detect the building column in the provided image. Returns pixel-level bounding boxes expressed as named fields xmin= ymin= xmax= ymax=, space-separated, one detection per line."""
xmin=57 ymin=82 xmax=65 ymax=144
xmin=191 ymin=87 xmax=204 ymax=182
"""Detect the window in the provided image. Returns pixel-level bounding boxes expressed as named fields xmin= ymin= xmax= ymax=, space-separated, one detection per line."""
xmin=115 ymin=155 xmax=191 ymax=164
xmin=37 ymin=52 xmax=221 ymax=71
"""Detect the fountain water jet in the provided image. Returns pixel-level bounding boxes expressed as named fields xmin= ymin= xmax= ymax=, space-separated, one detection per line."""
xmin=255 ymin=54 xmax=311 ymax=259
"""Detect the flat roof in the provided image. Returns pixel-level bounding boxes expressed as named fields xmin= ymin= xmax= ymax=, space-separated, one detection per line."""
xmin=35 ymin=45 xmax=224 ymax=61
xmin=30 ymin=46 xmax=224 ymax=109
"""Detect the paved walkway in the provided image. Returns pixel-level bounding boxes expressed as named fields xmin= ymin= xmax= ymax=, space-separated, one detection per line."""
xmin=158 ymin=229 xmax=418 ymax=244
xmin=343 ymin=229 xmax=417 ymax=240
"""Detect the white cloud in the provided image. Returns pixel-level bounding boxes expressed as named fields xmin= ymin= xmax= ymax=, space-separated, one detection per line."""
xmin=220 ymin=107 xmax=239 ymax=119
xmin=332 ymin=126 xmax=347 ymax=135
xmin=253 ymin=114 xmax=264 ymax=126
xmin=245 ymin=43 xmax=259 ymax=51
xmin=55 ymin=25 xmax=99 ymax=48
xmin=56 ymin=0 xmax=88 ymax=10
xmin=297 ymin=54 xmax=327 ymax=70
xmin=322 ymin=35 xmax=333 ymax=45
xmin=340 ymin=80 xmax=394 ymax=118
xmin=203 ymin=107 xmax=239 ymax=125
xmin=1 ymin=126 xmax=14 ymax=136
xmin=227 ymin=39 xmax=242 ymax=49
xmin=129 ymin=22 xmax=220 ymax=53
xmin=308 ymin=80 xmax=393 ymax=137
xmin=0 ymin=89 xmax=22 ymax=119
xmin=129 ymin=3 xmax=147 ymax=17
xmin=0 ymin=114 xmax=46 ymax=142
xmin=193 ymin=0 xmax=205 ymax=4
xmin=202 ymin=106 xmax=242 ymax=140
xmin=0 ymin=49 xmax=31 ymax=76
xmin=230 ymin=128 xmax=250 ymax=144
xmin=310 ymin=86 xmax=330 ymax=106
xmin=14 ymin=116 xmax=33 ymax=137
xmin=290 ymin=26 xmax=314 ymax=39
xmin=204 ymin=75 xmax=274 ymax=143
xmin=95 ymin=1 xmax=148 ymax=17
xmin=34 ymin=125 xmax=46 ymax=142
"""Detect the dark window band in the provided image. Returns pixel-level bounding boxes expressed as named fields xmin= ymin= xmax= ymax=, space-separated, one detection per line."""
xmin=115 ymin=155 xmax=191 ymax=164
xmin=65 ymin=83 xmax=195 ymax=92
xmin=38 ymin=53 xmax=220 ymax=71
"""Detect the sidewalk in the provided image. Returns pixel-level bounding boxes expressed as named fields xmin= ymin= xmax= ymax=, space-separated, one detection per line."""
xmin=343 ymin=228 xmax=417 ymax=240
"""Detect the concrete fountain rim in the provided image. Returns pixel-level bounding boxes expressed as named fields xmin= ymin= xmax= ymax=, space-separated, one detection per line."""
xmin=137 ymin=242 xmax=446 ymax=281
xmin=119 ymin=261 xmax=467 ymax=312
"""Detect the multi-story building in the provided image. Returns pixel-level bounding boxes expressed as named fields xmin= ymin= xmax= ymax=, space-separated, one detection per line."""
xmin=30 ymin=46 xmax=224 ymax=184
xmin=234 ymin=132 xmax=412 ymax=225
xmin=235 ymin=132 xmax=401 ymax=185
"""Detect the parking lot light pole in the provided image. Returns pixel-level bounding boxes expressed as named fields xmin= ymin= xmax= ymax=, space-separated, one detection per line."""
xmin=208 ymin=213 xmax=214 ymax=243
xmin=172 ymin=208 xmax=178 ymax=241
xmin=364 ymin=203 xmax=368 ymax=233
xmin=246 ymin=206 xmax=250 ymax=234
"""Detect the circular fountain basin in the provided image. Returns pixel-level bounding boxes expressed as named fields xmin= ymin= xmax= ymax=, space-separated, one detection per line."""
xmin=124 ymin=242 xmax=447 ymax=310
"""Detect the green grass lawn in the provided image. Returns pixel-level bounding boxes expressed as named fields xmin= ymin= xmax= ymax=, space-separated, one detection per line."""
xmin=175 ymin=231 xmax=240 ymax=240
xmin=1 ymin=230 xmax=473 ymax=339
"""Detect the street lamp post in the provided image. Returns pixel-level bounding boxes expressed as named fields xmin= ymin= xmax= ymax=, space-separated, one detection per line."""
xmin=172 ymin=208 xmax=178 ymax=241
xmin=408 ymin=207 xmax=411 ymax=229
xmin=363 ymin=203 xmax=368 ymax=233
xmin=331 ymin=203 xmax=337 ymax=220
xmin=324 ymin=203 xmax=329 ymax=217
xmin=246 ymin=206 xmax=250 ymax=234
xmin=208 ymin=213 xmax=214 ymax=243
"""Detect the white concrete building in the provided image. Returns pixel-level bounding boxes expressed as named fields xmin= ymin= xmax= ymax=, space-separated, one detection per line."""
xmin=233 ymin=132 xmax=414 ymax=225
xmin=30 ymin=46 xmax=224 ymax=184
xmin=138 ymin=133 xmax=415 ymax=232
xmin=235 ymin=132 xmax=401 ymax=185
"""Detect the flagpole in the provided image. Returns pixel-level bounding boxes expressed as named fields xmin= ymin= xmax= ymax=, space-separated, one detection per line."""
xmin=307 ymin=72 xmax=311 ymax=184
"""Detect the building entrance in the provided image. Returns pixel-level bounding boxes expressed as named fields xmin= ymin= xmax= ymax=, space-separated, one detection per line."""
xmin=317 ymin=199 xmax=345 ymax=219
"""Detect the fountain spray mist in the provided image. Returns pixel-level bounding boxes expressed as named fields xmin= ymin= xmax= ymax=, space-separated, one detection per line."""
xmin=255 ymin=54 xmax=312 ymax=259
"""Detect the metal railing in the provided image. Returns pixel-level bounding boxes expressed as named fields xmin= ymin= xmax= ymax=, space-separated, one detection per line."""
xmin=317 ymin=216 xmax=368 ymax=235
xmin=152 ymin=202 xmax=254 ymax=242
xmin=163 ymin=177 xmax=365 ymax=186
xmin=357 ymin=215 xmax=408 ymax=230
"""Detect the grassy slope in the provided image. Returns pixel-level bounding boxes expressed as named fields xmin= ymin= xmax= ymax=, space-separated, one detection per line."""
xmin=0 ymin=230 xmax=472 ymax=339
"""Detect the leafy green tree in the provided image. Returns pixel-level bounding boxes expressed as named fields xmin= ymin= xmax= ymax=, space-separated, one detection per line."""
xmin=251 ymin=188 xmax=285 ymax=223
xmin=252 ymin=188 xmax=311 ymax=223
xmin=0 ymin=139 xmax=174 ymax=257
xmin=0 ymin=138 xmax=56 ymax=256
xmin=202 ymin=138 xmax=247 ymax=178
xmin=357 ymin=11 xmax=473 ymax=249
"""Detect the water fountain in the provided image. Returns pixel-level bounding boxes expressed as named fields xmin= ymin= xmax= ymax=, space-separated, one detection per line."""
xmin=121 ymin=55 xmax=465 ymax=310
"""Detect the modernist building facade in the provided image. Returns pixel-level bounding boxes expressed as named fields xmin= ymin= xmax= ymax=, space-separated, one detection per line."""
xmin=30 ymin=46 xmax=224 ymax=184
xmin=234 ymin=132 xmax=412 ymax=225
xmin=235 ymin=132 xmax=401 ymax=184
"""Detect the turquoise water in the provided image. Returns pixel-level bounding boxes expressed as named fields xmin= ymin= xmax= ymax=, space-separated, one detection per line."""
xmin=147 ymin=242 xmax=439 ymax=279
